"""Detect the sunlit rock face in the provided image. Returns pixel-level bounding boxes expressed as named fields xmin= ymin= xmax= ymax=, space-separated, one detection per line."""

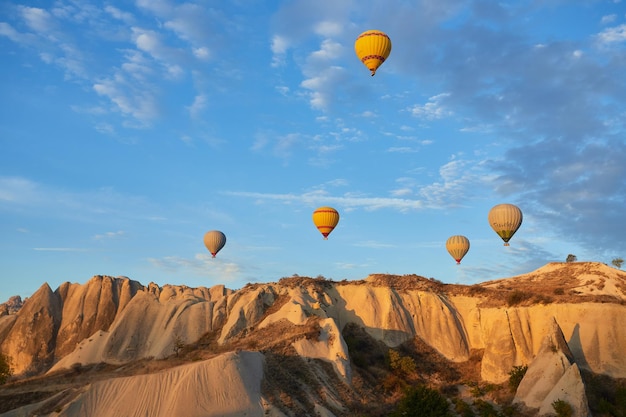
xmin=0 ymin=283 xmax=61 ymax=375
xmin=513 ymin=318 xmax=591 ymax=417
xmin=0 ymin=276 xmax=233 ymax=375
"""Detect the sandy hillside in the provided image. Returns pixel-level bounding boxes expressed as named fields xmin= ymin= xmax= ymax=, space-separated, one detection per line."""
xmin=480 ymin=261 xmax=626 ymax=300
xmin=2 ymin=351 xmax=280 ymax=417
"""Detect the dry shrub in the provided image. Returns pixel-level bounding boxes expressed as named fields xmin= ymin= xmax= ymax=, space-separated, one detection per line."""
xmin=507 ymin=290 xmax=532 ymax=306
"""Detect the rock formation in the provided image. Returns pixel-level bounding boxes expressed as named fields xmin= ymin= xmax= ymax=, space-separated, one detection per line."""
xmin=0 ymin=296 xmax=22 ymax=317
xmin=514 ymin=318 xmax=591 ymax=416
xmin=0 ymin=262 xmax=624 ymax=415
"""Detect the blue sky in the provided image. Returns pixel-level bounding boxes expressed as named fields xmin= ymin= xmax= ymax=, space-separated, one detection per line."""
xmin=1 ymin=0 xmax=626 ymax=301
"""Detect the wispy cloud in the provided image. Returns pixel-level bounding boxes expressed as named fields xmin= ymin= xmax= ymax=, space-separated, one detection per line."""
xmin=0 ymin=176 xmax=155 ymax=222
xmin=187 ymin=94 xmax=207 ymax=119
xmin=93 ymin=76 xmax=159 ymax=125
xmin=104 ymin=5 xmax=134 ymax=24
xmin=33 ymin=247 xmax=89 ymax=252
xmin=225 ymin=190 xmax=426 ymax=211
xmin=0 ymin=22 xmax=33 ymax=44
xmin=226 ymin=152 xmax=494 ymax=211
xmin=94 ymin=231 xmax=126 ymax=240
xmin=148 ymin=254 xmax=242 ymax=281
xmin=271 ymin=35 xmax=289 ymax=67
xmin=492 ymin=137 xmax=626 ymax=254
xmin=409 ymin=93 xmax=452 ymax=120
xmin=353 ymin=240 xmax=396 ymax=249
xmin=596 ymin=23 xmax=626 ymax=44
xmin=418 ymin=155 xmax=495 ymax=206
xmin=19 ymin=6 xmax=54 ymax=33
xmin=300 ymin=65 xmax=348 ymax=111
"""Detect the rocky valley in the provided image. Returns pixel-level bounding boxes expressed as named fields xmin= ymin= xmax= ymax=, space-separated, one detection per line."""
xmin=1 ymin=261 xmax=625 ymax=416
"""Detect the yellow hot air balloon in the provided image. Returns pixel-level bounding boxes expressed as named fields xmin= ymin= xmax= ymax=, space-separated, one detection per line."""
xmin=203 ymin=230 xmax=226 ymax=257
xmin=354 ymin=30 xmax=392 ymax=76
xmin=446 ymin=235 xmax=470 ymax=264
xmin=312 ymin=207 xmax=340 ymax=239
xmin=488 ymin=204 xmax=523 ymax=246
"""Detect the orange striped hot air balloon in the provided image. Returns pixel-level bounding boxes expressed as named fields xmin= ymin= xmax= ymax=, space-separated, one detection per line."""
xmin=203 ymin=230 xmax=226 ymax=257
xmin=312 ymin=207 xmax=340 ymax=239
xmin=488 ymin=204 xmax=523 ymax=246
xmin=354 ymin=30 xmax=392 ymax=76
xmin=446 ymin=235 xmax=470 ymax=264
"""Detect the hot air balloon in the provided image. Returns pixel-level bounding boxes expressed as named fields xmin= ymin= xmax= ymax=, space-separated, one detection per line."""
xmin=354 ymin=30 xmax=392 ymax=76
xmin=312 ymin=207 xmax=340 ymax=239
xmin=446 ymin=235 xmax=470 ymax=264
xmin=203 ymin=230 xmax=226 ymax=257
xmin=488 ymin=204 xmax=523 ymax=246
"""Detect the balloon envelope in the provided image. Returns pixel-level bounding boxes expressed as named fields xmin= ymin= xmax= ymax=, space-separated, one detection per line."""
xmin=203 ymin=230 xmax=226 ymax=257
xmin=488 ymin=204 xmax=523 ymax=246
xmin=354 ymin=30 xmax=392 ymax=76
xmin=312 ymin=207 xmax=340 ymax=239
xmin=446 ymin=235 xmax=470 ymax=264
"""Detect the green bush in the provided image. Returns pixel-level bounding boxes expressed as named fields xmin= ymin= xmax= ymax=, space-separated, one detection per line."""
xmin=508 ymin=365 xmax=528 ymax=392
xmin=390 ymin=385 xmax=452 ymax=417
xmin=552 ymin=399 xmax=573 ymax=417
xmin=388 ymin=349 xmax=417 ymax=376
xmin=0 ymin=352 xmax=12 ymax=385
xmin=454 ymin=398 xmax=475 ymax=417
xmin=472 ymin=399 xmax=500 ymax=417
xmin=616 ymin=385 xmax=626 ymax=415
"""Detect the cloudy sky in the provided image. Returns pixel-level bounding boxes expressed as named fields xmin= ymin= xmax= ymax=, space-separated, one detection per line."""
xmin=1 ymin=0 xmax=625 ymax=300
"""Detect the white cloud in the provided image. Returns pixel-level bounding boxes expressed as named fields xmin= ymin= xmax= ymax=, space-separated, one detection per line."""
xmin=33 ymin=247 xmax=89 ymax=252
xmin=271 ymin=35 xmax=289 ymax=67
xmin=301 ymin=66 xmax=347 ymax=111
xmin=162 ymin=3 xmax=215 ymax=45
xmin=601 ymin=14 xmax=617 ymax=25
xmin=193 ymin=46 xmax=210 ymax=60
xmin=313 ymin=20 xmax=343 ymax=37
xmin=94 ymin=231 xmax=126 ymax=240
xmin=0 ymin=176 xmax=153 ymax=221
xmin=418 ymin=156 xmax=494 ymax=207
xmin=19 ymin=6 xmax=54 ymax=33
xmin=94 ymin=122 xmax=116 ymax=135
xmin=130 ymin=27 xmax=187 ymax=79
xmin=390 ymin=188 xmax=413 ymax=197
xmin=309 ymin=39 xmax=342 ymax=62
xmin=353 ymin=240 xmax=396 ymax=249
xmin=120 ymin=49 xmax=153 ymax=80
xmin=225 ymin=190 xmax=426 ymax=212
xmin=148 ymin=254 xmax=242 ymax=281
xmin=0 ymin=22 xmax=34 ymax=44
xmin=93 ymin=77 xmax=159 ymax=125
xmin=104 ymin=6 xmax=134 ymax=23
xmin=409 ymin=93 xmax=452 ymax=120
xmin=596 ymin=23 xmax=626 ymax=43
xmin=387 ymin=147 xmax=418 ymax=153
xmin=275 ymin=85 xmax=289 ymax=95
xmin=324 ymin=178 xmax=349 ymax=188
xmin=187 ymin=94 xmax=207 ymax=118
xmin=0 ymin=177 xmax=38 ymax=203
